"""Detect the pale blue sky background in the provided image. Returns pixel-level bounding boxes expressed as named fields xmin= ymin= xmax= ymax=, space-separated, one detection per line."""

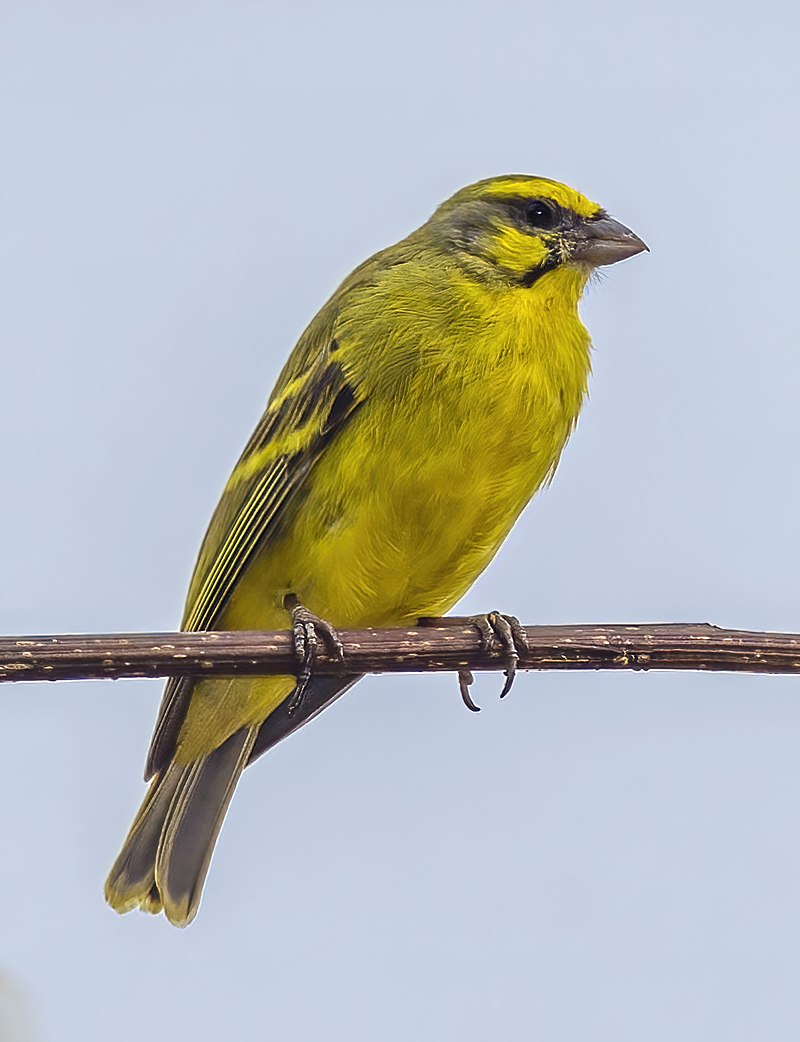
xmin=1 ymin=2 xmax=799 ymax=1040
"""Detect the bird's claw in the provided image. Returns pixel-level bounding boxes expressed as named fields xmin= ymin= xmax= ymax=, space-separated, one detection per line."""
xmin=458 ymin=668 xmax=480 ymax=712
xmin=286 ymin=599 xmax=344 ymax=716
xmin=469 ymin=611 xmax=529 ymax=699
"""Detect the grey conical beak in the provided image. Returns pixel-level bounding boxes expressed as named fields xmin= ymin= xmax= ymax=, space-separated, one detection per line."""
xmin=570 ymin=216 xmax=649 ymax=266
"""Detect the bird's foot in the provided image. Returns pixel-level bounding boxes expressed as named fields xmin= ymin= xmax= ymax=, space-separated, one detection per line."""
xmin=284 ymin=595 xmax=344 ymax=716
xmin=418 ymin=611 xmax=528 ymax=710
xmin=469 ymin=611 xmax=529 ymax=699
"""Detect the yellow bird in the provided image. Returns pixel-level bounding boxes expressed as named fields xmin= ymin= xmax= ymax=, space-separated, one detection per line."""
xmin=105 ymin=174 xmax=647 ymax=926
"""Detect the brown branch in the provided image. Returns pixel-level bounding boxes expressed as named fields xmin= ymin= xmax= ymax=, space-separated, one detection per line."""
xmin=0 ymin=623 xmax=799 ymax=684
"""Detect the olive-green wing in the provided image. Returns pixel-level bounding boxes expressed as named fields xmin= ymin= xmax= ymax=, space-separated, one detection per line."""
xmin=145 ymin=340 xmax=362 ymax=780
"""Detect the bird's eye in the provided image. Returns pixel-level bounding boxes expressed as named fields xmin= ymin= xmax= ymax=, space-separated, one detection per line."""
xmin=524 ymin=200 xmax=557 ymax=230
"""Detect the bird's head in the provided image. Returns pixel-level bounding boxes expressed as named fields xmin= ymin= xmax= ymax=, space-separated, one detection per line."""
xmin=426 ymin=175 xmax=647 ymax=289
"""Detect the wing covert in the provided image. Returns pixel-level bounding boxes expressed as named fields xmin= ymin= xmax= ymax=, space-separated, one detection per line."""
xmin=145 ymin=341 xmax=362 ymax=779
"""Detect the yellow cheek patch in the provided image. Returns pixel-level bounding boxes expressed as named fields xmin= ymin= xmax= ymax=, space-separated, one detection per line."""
xmin=481 ymin=177 xmax=601 ymax=220
xmin=487 ymin=225 xmax=551 ymax=277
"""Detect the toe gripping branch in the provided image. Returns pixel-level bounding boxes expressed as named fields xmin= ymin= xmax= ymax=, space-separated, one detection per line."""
xmin=284 ymin=602 xmax=527 ymax=716
xmin=420 ymin=612 xmax=530 ymax=712
xmin=284 ymin=595 xmax=345 ymax=715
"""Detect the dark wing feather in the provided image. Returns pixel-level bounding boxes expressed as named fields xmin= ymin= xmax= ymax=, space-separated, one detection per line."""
xmin=145 ymin=342 xmax=362 ymax=780
xmin=249 ymin=673 xmax=363 ymax=764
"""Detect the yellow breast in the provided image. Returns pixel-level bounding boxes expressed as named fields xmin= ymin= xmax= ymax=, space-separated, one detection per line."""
xmin=231 ymin=263 xmax=592 ymax=627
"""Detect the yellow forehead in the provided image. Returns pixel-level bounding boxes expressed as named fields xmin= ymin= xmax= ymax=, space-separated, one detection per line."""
xmin=478 ymin=177 xmax=601 ymax=220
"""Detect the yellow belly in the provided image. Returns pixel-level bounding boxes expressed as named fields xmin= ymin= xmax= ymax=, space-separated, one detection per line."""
xmin=229 ymin=363 xmax=574 ymax=615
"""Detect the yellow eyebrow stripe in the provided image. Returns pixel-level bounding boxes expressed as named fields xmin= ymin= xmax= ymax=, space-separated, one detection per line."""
xmin=481 ymin=178 xmax=601 ymax=219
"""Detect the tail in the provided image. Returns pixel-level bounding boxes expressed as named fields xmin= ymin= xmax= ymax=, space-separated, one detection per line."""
xmin=105 ymin=726 xmax=257 ymax=927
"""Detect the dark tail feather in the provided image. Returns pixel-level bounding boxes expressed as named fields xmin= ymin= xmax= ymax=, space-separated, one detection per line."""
xmin=154 ymin=726 xmax=257 ymax=927
xmin=105 ymin=726 xmax=257 ymax=926
xmin=104 ymin=764 xmax=182 ymax=915
xmin=106 ymin=673 xmax=361 ymax=926
xmin=107 ymin=677 xmax=359 ymax=924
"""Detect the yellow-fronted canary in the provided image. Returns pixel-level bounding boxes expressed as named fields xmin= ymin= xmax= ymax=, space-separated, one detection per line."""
xmin=105 ymin=175 xmax=647 ymax=926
